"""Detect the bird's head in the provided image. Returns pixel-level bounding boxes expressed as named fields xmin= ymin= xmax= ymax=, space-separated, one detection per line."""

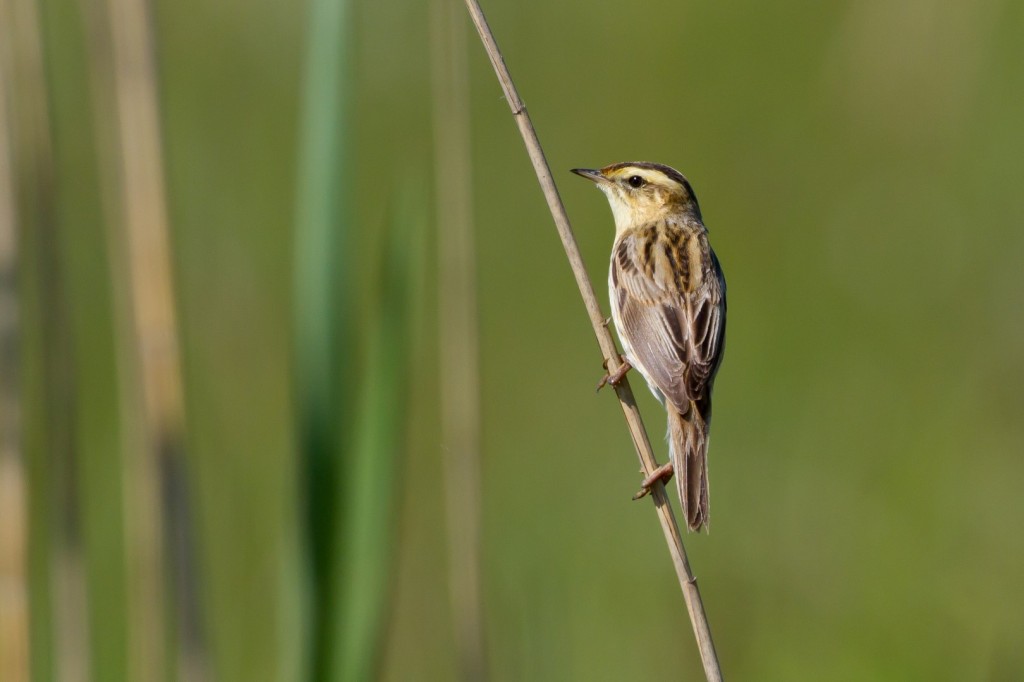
xmin=572 ymin=162 xmax=701 ymax=234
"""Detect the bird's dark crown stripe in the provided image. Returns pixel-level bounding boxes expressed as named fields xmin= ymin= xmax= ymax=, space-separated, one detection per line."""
xmin=603 ymin=161 xmax=689 ymax=188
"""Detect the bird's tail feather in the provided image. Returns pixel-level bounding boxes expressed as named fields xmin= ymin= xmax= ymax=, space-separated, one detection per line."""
xmin=668 ymin=404 xmax=710 ymax=532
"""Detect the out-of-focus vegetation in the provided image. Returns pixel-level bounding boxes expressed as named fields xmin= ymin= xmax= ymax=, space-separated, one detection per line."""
xmin=4 ymin=0 xmax=1023 ymax=680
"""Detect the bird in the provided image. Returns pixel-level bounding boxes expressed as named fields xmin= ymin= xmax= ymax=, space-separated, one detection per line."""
xmin=572 ymin=162 xmax=726 ymax=532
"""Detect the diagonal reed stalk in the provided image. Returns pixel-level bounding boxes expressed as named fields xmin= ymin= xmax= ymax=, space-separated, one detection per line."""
xmin=430 ymin=0 xmax=487 ymax=679
xmin=460 ymin=2 xmax=723 ymax=679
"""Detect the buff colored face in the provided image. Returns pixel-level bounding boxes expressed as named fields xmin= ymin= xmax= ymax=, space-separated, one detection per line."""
xmin=573 ymin=163 xmax=701 ymax=235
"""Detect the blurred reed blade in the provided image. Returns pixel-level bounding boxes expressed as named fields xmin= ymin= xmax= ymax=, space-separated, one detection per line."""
xmin=293 ymin=0 xmax=353 ymax=674
xmin=75 ymin=0 xmax=166 ymax=676
xmin=3 ymin=0 xmax=92 ymax=678
xmin=0 ymin=17 xmax=29 ymax=681
xmin=328 ymin=185 xmax=421 ymax=682
xmin=91 ymin=0 xmax=207 ymax=677
xmin=430 ymin=1 xmax=487 ymax=679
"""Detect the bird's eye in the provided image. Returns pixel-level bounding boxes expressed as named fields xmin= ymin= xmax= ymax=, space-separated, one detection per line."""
xmin=627 ymin=175 xmax=645 ymax=188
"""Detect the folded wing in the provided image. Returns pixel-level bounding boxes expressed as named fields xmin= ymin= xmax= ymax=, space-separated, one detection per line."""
xmin=610 ymin=224 xmax=726 ymax=413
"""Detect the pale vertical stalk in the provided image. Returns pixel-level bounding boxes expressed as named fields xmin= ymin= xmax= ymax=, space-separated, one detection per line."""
xmin=459 ymin=2 xmax=723 ymax=679
xmin=430 ymin=1 xmax=487 ymax=679
xmin=75 ymin=0 xmax=158 ymax=677
xmin=101 ymin=0 xmax=206 ymax=678
xmin=75 ymin=0 xmax=165 ymax=676
xmin=0 ymin=25 xmax=29 ymax=681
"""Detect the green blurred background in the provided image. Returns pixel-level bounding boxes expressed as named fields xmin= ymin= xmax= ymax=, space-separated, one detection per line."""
xmin=4 ymin=0 xmax=1024 ymax=680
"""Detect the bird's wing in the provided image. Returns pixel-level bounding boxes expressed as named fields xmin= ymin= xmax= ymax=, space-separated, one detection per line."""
xmin=611 ymin=226 xmax=726 ymax=413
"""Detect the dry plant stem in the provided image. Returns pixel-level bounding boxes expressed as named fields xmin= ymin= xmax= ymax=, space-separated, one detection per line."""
xmin=76 ymin=0 xmax=166 ymax=675
xmin=460 ymin=2 xmax=722 ymax=679
xmin=103 ymin=0 xmax=207 ymax=677
xmin=431 ymin=0 xmax=487 ymax=679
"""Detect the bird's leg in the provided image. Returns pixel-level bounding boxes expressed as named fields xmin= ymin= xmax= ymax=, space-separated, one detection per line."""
xmin=596 ymin=355 xmax=631 ymax=392
xmin=631 ymin=462 xmax=674 ymax=500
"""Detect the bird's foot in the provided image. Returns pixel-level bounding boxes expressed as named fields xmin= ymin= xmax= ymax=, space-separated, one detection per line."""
xmin=596 ymin=356 xmax=631 ymax=392
xmin=632 ymin=462 xmax=674 ymax=500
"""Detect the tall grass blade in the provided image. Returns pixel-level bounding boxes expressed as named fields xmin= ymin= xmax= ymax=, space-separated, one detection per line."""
xmin=5 ymin=0 xmax=93 ymax=678
xmin=293 ymin=0 xmax=353 ymax=674
xmin=329 ymin=185 xmax=421 ymax=682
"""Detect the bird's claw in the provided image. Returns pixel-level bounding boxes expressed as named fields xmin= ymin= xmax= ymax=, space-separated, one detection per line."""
xmin=631 ymin=462 xmax=674 ymax=500
xmin=596 ymin=357 xmax=631 ymax=392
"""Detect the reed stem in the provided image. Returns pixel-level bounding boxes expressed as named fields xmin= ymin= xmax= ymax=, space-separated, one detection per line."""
xmin=459 ymin=2 xmax=723 ymax=678
xmin=101 ymin=0 xmax=207 ymax=676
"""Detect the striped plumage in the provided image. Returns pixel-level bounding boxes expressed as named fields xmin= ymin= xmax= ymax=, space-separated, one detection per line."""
xmin=573 ymin=162 xmax=726 ymax=531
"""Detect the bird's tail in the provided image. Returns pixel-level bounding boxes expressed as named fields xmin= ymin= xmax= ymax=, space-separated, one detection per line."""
xmin=668 ymin=402 xmax=710 ymax=532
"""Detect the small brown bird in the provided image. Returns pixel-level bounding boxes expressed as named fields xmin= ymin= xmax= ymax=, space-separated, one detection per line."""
xmin=572 ymin=162 xmax=726 ymax=531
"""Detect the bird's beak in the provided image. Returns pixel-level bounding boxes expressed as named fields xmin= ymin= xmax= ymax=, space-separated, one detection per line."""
xmin=571 ymin=168 xmax=608 ymax=184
